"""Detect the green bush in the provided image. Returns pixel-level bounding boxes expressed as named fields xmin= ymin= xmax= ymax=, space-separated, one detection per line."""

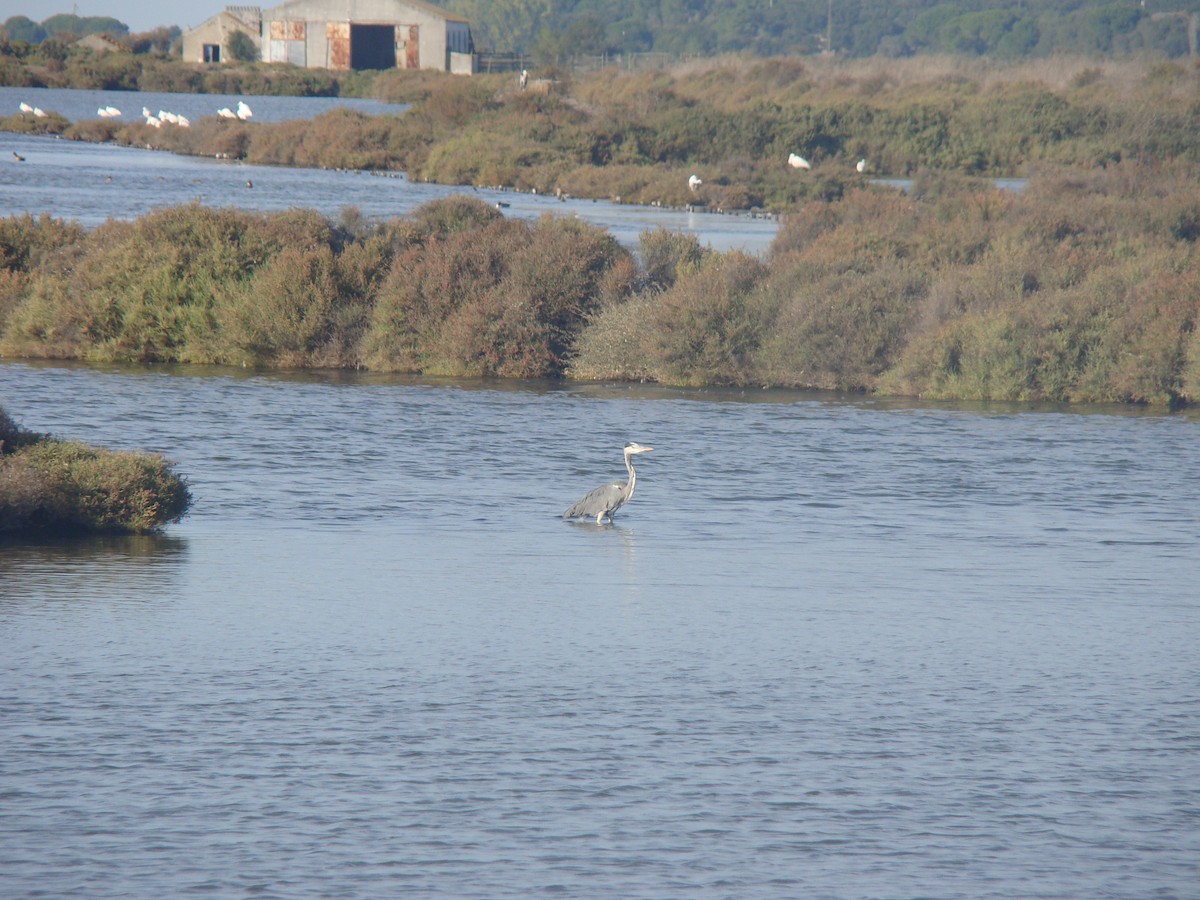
xmin=0 ymin=408 xmax=191 ymax=535
xmin=3 ymin=171 xmax=1198 ymax=406
xmin=651 ymin=251 xmax=770 ymax=386
xmin=226 ymin=30 xmax=258 ymax=64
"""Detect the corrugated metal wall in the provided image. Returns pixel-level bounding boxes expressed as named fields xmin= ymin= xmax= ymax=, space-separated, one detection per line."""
xmin=269 ymin=20 xmax=307 ymax=66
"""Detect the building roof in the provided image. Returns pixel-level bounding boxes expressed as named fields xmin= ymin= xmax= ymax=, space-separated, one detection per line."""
xmin=263 ymin=0 xmax=469 ymax=24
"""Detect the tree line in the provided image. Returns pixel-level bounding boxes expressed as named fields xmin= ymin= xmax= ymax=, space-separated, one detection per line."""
xmin=4 ymin=2 xmax=1198 ymax=61
xmin=446 ymin=0 xmax=1197 ymax=61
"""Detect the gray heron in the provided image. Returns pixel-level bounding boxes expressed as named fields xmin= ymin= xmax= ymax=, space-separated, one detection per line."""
xmin=563 ymin=442 xmax=655 ymax=524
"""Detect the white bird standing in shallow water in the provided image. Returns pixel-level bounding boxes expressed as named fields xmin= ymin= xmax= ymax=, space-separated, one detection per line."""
xmin=688 ymin=174 xmax=702 ymax=192
xmin=563 ymin=442 xmax=655 ymax=525
xmin=788 ymin=152 xmax=811 ymax=169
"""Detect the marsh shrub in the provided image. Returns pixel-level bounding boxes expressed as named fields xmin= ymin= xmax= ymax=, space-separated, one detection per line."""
xmin=249 ymin=109 xmax=405 ymax=169
xmin=482 ymin=216 xmax=628 ymax=375
xmin=567 ymin=293 xmax=661 ymax=382
xmin=652 ymin=251 xmax=770 ymax=386
xmin=0 ymin=405 xmax=40 ymax=451
xmin=2 ymin=206 xmax=298 ymax=361
xmin=3 ymin=175 xmax=1198 ymax=405
xmin=0 ymin=213 xmax=83 ymax=272
xmin=0 ymin=430 xmax=191 ymax=534
xmin=639 ymin=227 xmax=707 ymax=290
xmin=366 ymin=216 xmax=526 ymax=370
xmin=407 ymin=195 xmax=504 ymax=239
xmin=221 ymin=246 xmax=350 ymax=367
xmin=760 ymin=261 xmax=926 ymax=391
xmin=366 ymin=209 xmax=629 ymax=377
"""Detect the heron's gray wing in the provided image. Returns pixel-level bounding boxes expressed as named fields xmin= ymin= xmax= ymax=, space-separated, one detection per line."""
xmin=563 ymin=481 xmax=625 ymax=518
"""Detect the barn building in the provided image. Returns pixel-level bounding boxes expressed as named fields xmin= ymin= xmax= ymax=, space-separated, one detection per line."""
xmin=182 ymin=6 xmax=265 ymax=64
xmin=182 ymin=1 xmax=475 ymax=73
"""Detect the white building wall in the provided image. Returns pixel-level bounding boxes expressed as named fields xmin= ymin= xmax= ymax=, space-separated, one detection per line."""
xmin=259 ymin=0 xmax=471 ymax=71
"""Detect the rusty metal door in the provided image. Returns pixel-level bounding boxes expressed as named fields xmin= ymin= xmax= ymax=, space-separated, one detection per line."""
xmin=269 ymin=20 xmax=306 ymax=66
xmin=395 ymin=25 xmax=419 ymax=69
xmin=327 ymin=22 xmax=350 ymax=70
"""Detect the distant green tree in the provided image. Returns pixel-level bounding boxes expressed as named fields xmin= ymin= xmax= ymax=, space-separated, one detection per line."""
xmin=42 ymin=14 xmax=127 ymax=39
xmin=129 ymin=26 xmax=180 ymax=54
xmin=1086 ymin=3 xmax=1143 ymax=52
xmin=226 ymin=29 xmax=258 ymax=63
xmin=445 ymin=0 xmax=1191 ymax=59
xmin=2 ymin=16 xmax=45 ymax=44
xmin=904 ymin=4 xmax=958 ymax=51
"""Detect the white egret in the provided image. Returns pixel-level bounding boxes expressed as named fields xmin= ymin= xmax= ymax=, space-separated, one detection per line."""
xmin=106 ymin=106 xmax=121 ymax=117
xmin=236 ymin=101 xmax=252 ymax=120
xmin=217 ymin=107 xmax=236 ymax=118
xmin=33 ymin=107 xmax=47 ymax=117
xmin=19 ymin=101 xmax=33 ymax=113
xmin=856 ymin=158 xmax=868 ymax=173
xmin=788 ymin=153 xmax=811 ymax=170
xmin=688 ymin=174 xmax=702 ymax=192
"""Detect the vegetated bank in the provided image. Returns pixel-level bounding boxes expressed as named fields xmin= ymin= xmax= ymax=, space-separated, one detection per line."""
xmin=0 ymin=405 xmax=192 ymax=535
xmin=2 ymin=171 xmax=1198 ymax=407
xmin=4 ymin=55 xmax=1199 ymax=212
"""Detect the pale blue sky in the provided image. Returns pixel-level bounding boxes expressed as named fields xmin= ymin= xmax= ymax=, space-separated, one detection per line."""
xmin=0 ymin=1 xmax=216 ymax=32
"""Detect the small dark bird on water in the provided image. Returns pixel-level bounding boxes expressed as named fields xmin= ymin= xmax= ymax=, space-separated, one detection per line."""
xmin=12 ymin=151 xmax=24 ymax=161
xmin=245 ymin=180 xmax=253 ymax=189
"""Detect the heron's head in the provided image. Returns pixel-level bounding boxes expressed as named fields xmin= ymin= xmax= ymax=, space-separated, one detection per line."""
xmin=624 ymin=442 xmax=654 ymax=455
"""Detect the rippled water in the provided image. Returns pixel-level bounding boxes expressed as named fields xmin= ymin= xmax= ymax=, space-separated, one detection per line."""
xmin=0 ymin=87 xmax=778 ymax=253
xmin=2 ymin=361 xmax=1198 ymax=898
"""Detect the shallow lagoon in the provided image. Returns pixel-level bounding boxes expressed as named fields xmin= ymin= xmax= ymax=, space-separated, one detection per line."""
xmin=0 ymin=86 xmax=778 ymax=253
xmin=2 ymin=361 xmax=1198 ymax=898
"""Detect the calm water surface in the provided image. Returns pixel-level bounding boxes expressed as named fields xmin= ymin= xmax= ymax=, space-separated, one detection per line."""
xmin=0 ymin=87 xmax=778 ymax=253
xmin=1 ymin=361 xmax=1198 ymax=898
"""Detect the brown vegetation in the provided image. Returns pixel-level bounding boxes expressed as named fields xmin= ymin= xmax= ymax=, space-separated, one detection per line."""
xmin=1 ymin=405 xmax=191 ymax=534
xmin=7 ymin=55 xmax=1199 ymax=214
xmin=0 ymin=197 xmax=634 ymax=379
xmin=571 ymin=161 xmax=1200 ymax=406
xmin=2 ymin=165 xmax=1196 ymax=407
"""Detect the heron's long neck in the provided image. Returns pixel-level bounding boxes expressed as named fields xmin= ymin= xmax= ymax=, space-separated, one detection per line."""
xmin=624 ymin=450 xmax=636 ymax=498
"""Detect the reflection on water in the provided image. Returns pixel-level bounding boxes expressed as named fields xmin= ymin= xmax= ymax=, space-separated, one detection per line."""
xmin=0 ymin=534 xmax=187 ymax=604
xmin=1 ymin=360 xmax=1198 ymax=899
